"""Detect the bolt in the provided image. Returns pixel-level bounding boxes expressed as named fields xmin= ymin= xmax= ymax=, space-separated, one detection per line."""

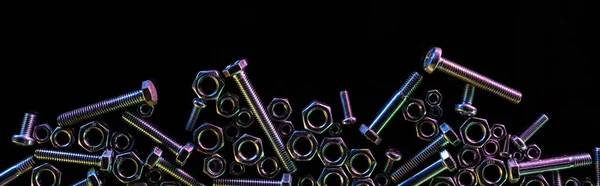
xmin=145 ymin=147 xmax=206 ymax=186
xmin=34 ymin=148 xmax=114 ymax=172
xmin=499 ymin=134 xmax=512 ymax=158
xmin=213 ymin=172 xmax=291 ymax=186
xmin=455 ymin=84 xmax=477 ymax=117
xmin=390 ymin=123 xmax=460 ymax=183
xmin=185 ymin=98 xmax=206 ymax=131
xmin=397 ymin=149 xmax=457 ymax=186
xmin=222 ymin=59 xmax=296 ymax=173
xmin=511 ymin=114 xmax=549 ymax=151
xmin=594 ymin=147 xmax=599 ymax=186
xmin=383 ymin=147 xmax=402 ymax=174
xmin=423 ymin=47 xmax=522 ymax=104
xmin=0 ymin=155 xmax=36 ymax=185
xmin=359 ymin=72 xmax=423 ymax=145
xmin=57 ymin=80 xmax=158 ymax=127
xmin=71 ymin=168 xmax=103 ymax=186
xmin=11 ymin=112 xmax=38 ymax=146
xmin=506 ymin=153 xmax=592 ymax=183
xmin=122 ymin=111 xmax=194 ymax=166
xmin=551 ymin=171 xmax=563 ymax=186
xmin=339 ymin=90 xmax=356 ymax=125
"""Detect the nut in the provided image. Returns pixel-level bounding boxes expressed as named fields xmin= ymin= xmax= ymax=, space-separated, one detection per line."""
xmin=111 ymin=130 xmax=135 ymax=153
xmin=374 ymin=173 xmax=391 ymax=186
xmin=203 ymin=154 xmax=226 ymax=179
xmin=256 ymin=156 xmax=281 ymax=179
xmin=235 ymin=107 xmax=254 ymax=128
xmin=525 ymin=144 xmax=542 ymax=161
xmin=328 ymin=122 xmax=342 ymax=136
xmin=457 ymin=147 xmax=481 ymax=168
xmin=193 ymin=122 xmax=224 ymax=155
xmin=455 ymin=168 xmax=477 ymax=186
xmin=229 ymin=161 xmax=245 ymax=176
xmin=233 ymin=134 xmax=264 ymax=166
xmin=160 ymin=181 xmax=182 ymax=186
xmin=278 ymin=120 xmax=295 ymax=138
xmin=145 ymin=168 xmax=164 ymax=184
xmin=175 ymin=142 xmax=194 ymax=166
xmin=482 ymin=139 xmax=500 ymax=157
xmin=78 ymin=120 xmax=111 ymax=153
xmin=425 ymin=89 xmax=443 ymax=106
xmin=344 ymin=149 xmax=377 ymax=178
xmin=564 ymin=177 xmax=580 ymax=186
xmin=520 ymin=174 xmax=549 ymax=186
xmin=113 ymin=151 xmax=144 ymax=183
xmin=301 ymin=100 xmax=333 ymax=134
xmin=224 ymin=122 xmax=241 ymax=142
xmin=268 ymin=97 xmax=293 ymax=121
xmin=318 ymin=137 xmax=349 ymax=167
xmin=513 ymin=151 xmax=525 ymax=162
xmin=490 ymin=123 xmax=507 ymax=140
xmin=352 ymin=178 xmax=375 ymax=186
xmin=216 ymin=92 xmax=241 ymax=118
xmin=298 ymin=175 xmax=317 ymax=186
xmin=191 ymin=70 xmax=225 ymax=100
xmin=581 ymin=177 xmax=593 ymax=186
xmin=429 ymin=176 xmax=456 ymax=186
xmin=402 ymin=97 xmax=427 ymax=122
xmin=137 ymin=103 xmax=155 ymax=118
xmin=476 ymin=158 xmax=507 ymax=185
xmin=99 ymin=149 xmax=115 ymax=172
xmin=31 ymin=163 xmax=61 ymax=186
xmin=416 ymin=117 xmax=440 ymax=141
xmin=50 ymin=126 xmax=75 ymax=148
xmin=33 ymin=123 xmax=52 ymax=144
xmin=286 ymin=130 xmax=318 ymax=161
xmin=428 ymin=105 xmax=443 ymax=119
xmin=317 ymin=167 xmax=349 ymax=186
xmin=459 ymin=117 xmax=491 ymax=148
xmin=128 ymin=181 xmax=149 ymax=186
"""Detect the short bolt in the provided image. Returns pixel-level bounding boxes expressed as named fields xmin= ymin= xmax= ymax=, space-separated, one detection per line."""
xmin=594 ymin=147 xmax=599 ymax=186
xmin=383 ymin=147 xmax=402 ymax=174
xmin=551 ymin=171 xmax=563 ymax=186
xmin=213 ymin=173 xmax=291 ymax=186
xmin=454 ymin=84 xmax=477 ymax=117
xmin=222 ymin=59 xmax=296 ymax=173
xmin=397 ymin=149 xmax=457 ymax=186
xmin=34 ymin=148 xmax=114 ymax=172
xmin=11 ymin=112 xmax=38 ymax=146
xmin=423 ymin=47 xmax=522 ymax=104
xmin=185 ymin=98 xmax=206 ymax=131
xmin=57 ymin=80 xmax=158 ymax=127
xmin=499 ymin=134 xmax=512 ymax=158
xmin=122 ymin=111 xmax=194 ymax=166
xmin=390 ymin=123 xmax=460 ymax=183
xmin=359 ymin=72 xmax=423 ymax=145
xmin=339 ymin=90 xmax=356 ymax=125
xmin=511 ymin=114 xmax=549 ymax=151
xmin=0 ymin=155 xmax=36 ymax=185
xmin=506 ymin=153 xmax=592 ymax=183
xmin=145 ymin=147 xmax=206 ymax=186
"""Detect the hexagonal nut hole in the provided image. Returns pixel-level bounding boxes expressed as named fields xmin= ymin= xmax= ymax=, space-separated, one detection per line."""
xmin=416 ymin=117 xmax=439 ymax=141
xmin=268 ymin=97 xmax=293 ymax=121
xmin=457 ymin=147 xmax=482 ymax=168
xmin=302 ymin=100 xmax=333 ymax=134
xmin=203 ymin=154 xmax=226 ymax=179
xmin=298 ymin=175 xmax=317 ymax=186
xmin=328 ymin=122 xmax=342 ymax=136
xmin=229 ymin=161 xmax=246 ymax=176
xmin=425 ymin=89 xmax=443 ymax=106
xmin=145 ymin=168 xmax=164 ymax=184
xmin=402 ymin=98 xmax=427 ymax=122
xmin=235 ymin=107 xmax=254 ymax=128
xmin=216 ymin=92 xmax=241 ymax=118
xmin=459 ymin=117 xmax=491 ymax=148
xmin=317 ymin=167 xmax=349 ymax=186
xmin=193 ymin=122 xmax=225 ymax=155
xmin=111 ymin=130 xmax=135 ymax=153
xmin=191 ymin=70 xmax=225 ymax=100
xmin=318 ymin=137 xmax=349 ymax=167
xmin=256 ymin=156 xmax=281 ymax=179
xmin=137 ymin=103 xmax=155 ymax=118
xmin=278 ymin=120 xmax=295 ymax=138
xmin=525 ymin=144 xmax=542 ymax=161
xmin=113 ymin=151 xmax=144 ymax=184
xmin=482 ymin=139 xmax=501 ymax=157
xmin=50 ymin=126 xmax=75 ymax=149
xmin=455 ymin=168 xmax=477 ymax=186
xmin=31 ymin=163 xmax=61 ymax=186
xmin=233 ymin=134 xmax=264 ymax=166
xmin=374 ymin=173 xmax=391 ymax=186
xmin=33 ymin=124 xmax=52 ymax=144
xmin=286 ymin=130 xmax=318 ymax=161
xmin=175 ymin=142 xmax=194 ymax=166
xmin=78 ymin=121 xmax=110 ymax=153
xmin=475 ymin=158 xmax=507 ymax=186
xmin=344 ymin=149 xmax=377 ymax=178
xmin=429 ymin=176 xmax=456 ymax=186
xmin=428 ymin=105 xmax=443 ymax=119
xmin=490 ymin=124 xmax=507 ymax=140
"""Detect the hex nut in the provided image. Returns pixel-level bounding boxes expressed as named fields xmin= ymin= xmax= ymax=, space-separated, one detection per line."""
xmin=416 ymin=117 xmax=440 ymax=141
xmin=490 ymin=123 xmax=507 ymax=140
xmin=224 ymin=122 xmax=242 ymax=142
xmin=113 ymin=151 xmax=144 ymax=184
xmin=160 ymin=181 xmax=183 ymax=186
xmin=429 ymin=105 xmax=443 ymax=119
xmin=222 ymin=58 xmax=248 ymax=77
xmin=352 ymin=178 xmax=375 ymax=186
xmin=455 ymin=168 xmax=477 ymax=186
xmin=278 ymin=120 xmax=295 ymax=138
xmin=175 ymin=142 xmax=194 ymax=166
xmin=235 ymin=107 xmax=254 ymax=128
xmin=78 ymin=120 xmax=111 ymax=153
xmin=459 ymin=117 xmax=491 ymax=148
xmin=482 ymin=139 xmax=501 ymax=157
xmin=111 ymin=130 xmax=135 ymax=153
xmin=192 ymin=70 xmax=225 ymax=100
xmin=457 ymin=147 xmax=481 ymax=168
xmin=317 ymin=137 xmax=349 ymax=167
xmin=299 ymin=174 xmax=317 ymax=186
xmin=564 ymin=177 xmax=580 ymax=186
xmin=328 ymin=122 xmax=342 ymax=136
xmin=233 ymin=134 xmax=264 ymax=166
xmin=525 ymin=144 xmax=542 ymax=161
xmin=345 ymin=149 xmax=377 ymax=178
xmin=216 ymin=92 xmax=241 ymax=118
xmin=402 ymin=98 xmax=427 ymax=122
xmin=317 ymin=167 xmax=349 ymax=186
xmin=425 ymin=89 xmax=443 ymax=106
xmin=268 ymin=97 xmax=293 ymax=121
xmin=256 ymin=156 xmax=281 ymax=179
xmin=520 ymin=174 xmax=549 ymax=186
xmin=193 ymin=122 xmax=224 ymax=155
xmin=99 ymin=149 xmax=115 ymax=172
xmin=137 ymin=103 xmax=155 ymax=118
xmin=475 ymin=158 xmax=507 ymax=185
xmin=301 ymin=100 xmax=334 ymax=134
xmin=50 ymin=126 xmax=75 ymax=149
xmin=429 ymin=176 xmax=456 ymax=186
xmin=286 ymin=130 xmax=318 ymax=161
xmin=203 ymin=154 xmax=226 ymax=179
xmin=229 ymin=161 xmax=245 ymax=176
xmin=31 ymin=163 xmax=61 ymax=186
xmin=374 ymin=173 xmax=391 ymax=186
xmin=145 ymin=168 xmax=164 ymax=184
xmin=33 ymin=123 xmax=52 ymax=144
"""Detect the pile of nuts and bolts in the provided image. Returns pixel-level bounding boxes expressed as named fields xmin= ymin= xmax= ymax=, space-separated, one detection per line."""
xmin=1 ymin=47 xmax=598 ymax=186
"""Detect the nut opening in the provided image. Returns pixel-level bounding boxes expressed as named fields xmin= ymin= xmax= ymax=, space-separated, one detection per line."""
xmin=417 ymin=119 xmax=439 ymax=140
xmin=307 ymin=107 xmax=329 ymax=130
xmin=483 ymin=140 xmax=499 ymax=156
xmin=481 ymin=163 xmax=503 ymax=184
xmin=224 ymin=123 xmax=241 ymax=142
xmin=457 ymin=170 xmax=475 ymax=186
xmin=35 ymin=169 xmax=58 ymax=186
xmin=229 ymin=161 xmax=245 ymax=176
xmin=458 ymin=148 xmax=480 ymax=167
xmin=271 ymin=101 xmax=290 ymax=119
xmin=293 ymin=136 xmax=314 ymax=157
xmin=146 ymin=168 xmax=163 ymax=184
xmin=323 ymin=172 xmax=345 ymax=186
xmin=278 ymin=121 xmax=294 ymax=137
xmin=235 ymin=108 xmax=254 ymax=128
xmin=195 ymin=74 xmax=220 ymax=98
xmin=299 ymin=175 xmax=316 ymax=186
xmin=33 ymin=125 xmax=51 ymax=143
xmin=116 ymin=157 xmax=140 ymax=179
xmin=257 ymin=157 xmax=280 ymax=178
xmin=465 ymin=122 xmax=487 ymax=144
xmin=206 ymin=157 xmax=226 ymax=177
xmin=526 ymin=146 xmax=541 ymax=160
xmin=427 ymin=91 xmax=441 ymax=105
xmin=51 ymin=128 xmax=74 ymax=148
xmin=513 ymin=151 xmax=525 ymax=161
xmin=492 ymin=126 xmax=505 ymax=139
xmin=430 ymin=106 xmax=443 ymax=118
xmin=83 ymin=126 xmax=105 ymax=148
xmin=113 ymin=133 xmax=131 ymax=150
xmin=137 ymin=103 xmax=154 ymax=117
xmin=406 ymin=102 xmax=426 ymax=120
xmin=217 ymin=93 xmax=240 ymax=118
xmin=238 ymin=140 xmax=260 ymax=162
xmin=349 ymin=153 xmax=372 ymax=175
xmin=323 ymin=142 xmax=344 ymax=163
xmin=375 ymin=173 xmax=389 ymax=186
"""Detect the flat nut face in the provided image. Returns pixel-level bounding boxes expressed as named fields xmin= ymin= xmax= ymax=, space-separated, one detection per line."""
xmin=113 ymin=152 xmax=144 ymax=184
xmin=31 ymin=163 xmax=61 ymax=186
xmin=78 ymin=121 xmax=110 ymax=153
xmin=192 ymin=70 xmax=225 ymax=100
xmin=317 ymin=137 xmax=348 ymax=167
xmin=302 ymin=101 xmax=333 ymax=134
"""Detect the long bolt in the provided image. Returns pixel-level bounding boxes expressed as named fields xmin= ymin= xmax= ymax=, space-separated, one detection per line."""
xmin=511 ymin=114 xmax=549 ymax=151
xmin=34 ymin=149 xmax=114 ymax=172
xmin=146 ymin=147 xmax=205 ymax=186
xmin=594 ymin=147 xmax=599 ymax=186
xmin=339 ymin=90 xmax=356 ymax=125
xmin=11 ymin=112 xmax=38 ymax=146
xmin=185 ymin=98 xmax=206 ymax=131
xmin=506 ymin=153 xmax=592 ymax=183
xmin=359 ymin=72 xmax=423 ymax=145
xmin=454 ymin=84 xmax=477 ymax=117
xmin=57 ymin=80 xmax=158 ymax=127
xmin=0 ymin=155 xmax=36 ymax=185
xmin=122 ymin=111 xmax=194 ymax=166
xmin=222 ymin=59 xmax=296 ymax=173
xmin=397 ymin=149 xmax=457 ymax=186
xmin=214 ymin=173 xmax=291 ymax=186
xmin=390 ymin=123 xmax=460 ymax=183
xmin=551 ymin=171 xmax=563 ymax=186
xmin=423 ymin=47 xmax=522 ymax=104
xmin=383 ymin=147 xmax=402 ymax=174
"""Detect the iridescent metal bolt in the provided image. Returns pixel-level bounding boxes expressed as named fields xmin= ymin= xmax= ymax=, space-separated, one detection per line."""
xmin=397 ymin=149 xmax=457 ymax=186
xmin=499 ymin=134 xmax=512 ymax=158
xmin=423 ymin=47 xmax=522 ymax=104
xmin=383 ymin=147 xmax=402 ymax=174
xmin=339 ymin=90 xmax=356 ymax=125
xmin=213 ymin=173 xmax=291 ymax=186
xmin=455 ymin=84 xmax=477 ymax=117
xmin=185 ymin=98 xmax=206 ymax=131
xmin=71 ymin=168 xmax=103 ymax=186
xmin=359 ymin=72 xmax=423 ymax=145
xmin=11 ymin=112 xmax=38 ymax=146
xmin=551 ymin=171 xmax=563 ymax=186
xmin=511 ymin=114 xmax=549 ymax=151
xmin=222 ymin=59 xmax=296 ymax=173
xmin=57 ymin=80 xmax=158 ymax=127
xmin=390 ymin=123 xmax=461 ymax=183
xmin=122 ymin=111 xmax=194 ymax=166
xmin=0 ymin=155 xmax=36 ymax=185
xmin=34 ymin=148 xmax=114 ymax=172
xmin=594 ymin=147 xmax=599 ymax=186
xmin=506 ymin=153 xmax=593 ymax=183
xmin=145 ymin=147 xmax=206 ymax=186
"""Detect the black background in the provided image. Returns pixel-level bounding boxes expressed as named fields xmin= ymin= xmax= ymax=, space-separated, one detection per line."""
xmin=1 ymin=2 xmax=598 ymax=186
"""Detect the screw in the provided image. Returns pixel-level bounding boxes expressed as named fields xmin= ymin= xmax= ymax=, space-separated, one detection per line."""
xmin=145 ymin=147 xmax=206 ymax=186
xmin=122 ymin=111 xmax=194 ymax=166
xmin=499 ymin=134 xmax=512 ymax=158
xmin=222 ymin=59 xmax=296 ymax=173
xmin=506 ymin=153 xmax=592 ymax=183
xmin=455 ymin=84 xmax=477 ymax=117
xmin=390 ymin=123 xmax=460 ymax=183
xmin=551 ymin=171 xmax=563 ymax=186
xmin=57 ymin=80 xmax=158 ymax=127
xmin=185 ymin=98 xmax=206 ymax=131
xmin=359 ymin=72 xmax=423 ymax=145
xmin=397 ymin=149 xmax=457 ymax=186
xmin=383 ymin=147 xmax=402 ymax=174
xmin=339 ymin=90 xmax=356 ymax=125
xmin=423 ymin=47 xmax=522 ymax=104
xmin=11 ymin=112 xmax=38 ymax=146
xmin=34 ymin=148 xmax=114 ymax=172
xmin=0 ymin=155 xmax=36 ymax=185
xmin=213 ymin=172 xmax=291 ymax=186
xmin=511 ymin=114 xmax=549 ymax=151
xmin=594 ymin=147 xmax=599 ymax=186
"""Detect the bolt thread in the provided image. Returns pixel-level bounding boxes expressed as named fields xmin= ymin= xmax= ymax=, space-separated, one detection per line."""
xmin=552 ymin=171 xmax=563 ymax=186
xmin=594 ymin=147 xmax=599 ymax=186
xmin=383 ymin=159 xmax=394 ymax=174
xmin=70 ymin=178 xmax=88 ymax=186
xmin=462 ymin=84 xmax=475 ymax=104
xmin=390 ymin=134 xmax=447 ymax=182
xmin=519 ymin=153 xmax=592 ymax=176
xmin=156 ymin=158 xmax=205 ymax=186
xmin=122 ymin=111 xmax=182 ymax=155
xmin=520 ymin=114 xmax=549 ymax=142
xmin=57 ymin=90 xmax=145 ymax=126
xmin=34 ymin=149 xmax=100 ymax=167
xmin=339 ymin=90 xmax=354 ymax=119
xmin=20 ymin=112 xmax=37 ymax=136
xmin=437 ymin=57 xmax=522 ymax=104
xmin=0 ymin=156 xmax=36 ymax=185
xmin=185 ymin=104 xmax=203 ymax=131
xmin=231 ymin=70 xmax=296 ymax=173
xmin=397 ymin=158 xmax=447 ymax=186
xmin=214 ymin=178 xmax=281 ymax=186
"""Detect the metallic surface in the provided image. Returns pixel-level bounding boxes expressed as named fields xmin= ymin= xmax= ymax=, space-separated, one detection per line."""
xmin=328 ymin=122 xmax=342 ymax=136
xmin=429 ymin=176 xmax=456 ymax=186
xmin=235 ymin=107 xmax=255 ymax=128
xmin=581 ymin=177 xmax=593 ymax=186
xmin=31 ymin=163 xmax=61 ymax=186
xmin=344 ymin=149 xmax=377 ymax=178
xmin=137 ymin=103 xmax=155 ymax=118
xmin=78 ymin=120 xmax=110 ymax=153
xmin=0 ymin=156 xmax=36 ymax=185
xmin=551 ymin=171 xmax=563 ymax=186
xmin=229 ymin=161 xmax=245 ymax=176
xmin=301 ymin=100 xmax=333 ymax=134
xmin=459 ymin=117 xmax=491 ymax=148
xmin=216 ymin=92 xmax=241 ymax=118
xmin=595 ymin=147 xmax=599 ymax=186
xmin=425 ymin=89 xmax=443 ymax=106
xmin=339 ymin=90 xmax=357 ymax=125
xmin=317 ymin=167 xmax=349 ymax=186
xmin=482 ymin=139 xmax=500 ymax=157
xmin=525 ymin=144 xmax=542 ymax=161
xmin=402 ymin=98 xmax=427 ymax=123
xmin=457 ymin=147 xmax=481 ymax=168
xmin=34 ymin=148 xmax=114 ymax=172
xmin=50 ymin=126 xmax=76 ymax=148
xmin=506 ymin=153 xmax=593 ymax=183
xmin=110 ymin=130 xmax=135 ymax=153
xmin=191 ymin=70 xmax=225 ymax=100
xmin=383 ymin=147 xmax=402 ymax=174
xmin=193 ymin=122 xmax=224 ymax=155
xmin=429 ymin=105 xmax=443 ymax=119
xmin=454 ymin=168 xmax=476 ymax=186
xmin=233 ymin=134 xmax=265 ymax=166
xmin=278 ymin=121 xmax=295 ymax=138
xmin=214 ymin=172 xmax=291 ymax=186
xmin=33 ymin=123 xmax=52 ymax=144
xmin=520 ymin=174 xmax=549 ymax=186
xmin=374 ymin=173 xmax=391 ymax=186
xmin=268 ymin=97 xmax=293 ymax=122
xmin=416 ymin=117 xmax=440 ymax=141
xmin=257 ymin=156 xmax=280 ymax=179
xmin=286 ymin=130 xmax=318 ymax=161
xmin=353 ymin=178 xmax=376 ymax=186
xmin=455 ymin=84 xmax=477 ymax=117
xmin=70 ymin=168 xmax=104 ymax=186
xmin=145 ymin=147 xmax=205 ymax=186
xmin=397 ymin=150 xmax=458 ymax=186
xmin=317 ymin=137 xmax=349 ymax=167
xmin=511 ymin=114 xmax=549 ymax=151
xmin=146 ymin=168 xmax=164 ymax=184
xmin=113 ymin=151 xmax=144 ymax=183
xmin=11 ymin=112 xmax=37 ymax=146
xmin=185 ymin=98 xmax=206 ymax=132
xmin=490 ymin=123 xmax=507 ymax=140
xmin=203 ymin=154 xmax=226 ymax=179
xmin=564 ymin=177 xmax=580 ymax=186
xmin=475 ymin=158 xmax=507 ymax=185
xmin=297 ymin=175 xmax=316 ymax=186
xmin=224 ymin=122 xmax=241 ymax=142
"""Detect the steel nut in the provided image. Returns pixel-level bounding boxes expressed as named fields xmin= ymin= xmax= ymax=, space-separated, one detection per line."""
xmin=203 ymin=154 xmax=226 ymax=179
xmin=425 ymin=89 xmax=443 ymax=106
xmin=525 ymin=144 xmax=542 ymax=161
xmin=286 ymin=130 xmax=318 ymax=161
xmin=268 ymin=97 xmax=293 ymax=121
xmin=232 ymin=134 xmax=264 ymax=166
xmin=191 ymin=70 xmax=225 ymax=100
xmin=475 ymin=158 xmax=507 ymax=185
xmin=31 ymin=163 xmax=61 ymax=186
xmin=402 ymin=98 xmax=427 ymax=122
xmin=113 ymin=151 xmax=144 ymax=183
xmin=235 ymin=107 xmax=254 ymax=128
xmin=455 ymin=168 xmax=477 ymax=186
xmin=317 ymin=167 xmax=349 ymax=186
xmin=459 ymin=117 xmax=491 ymax=148
xmin=50 ymin=126 xmax=75 ymax=148
xmin=318 ymin=137 xmax=349 ymax=167
xmin=78 ymin=120 xmax=111 ymax=153
xmin=344 ymin=149 xmax=377 ymax=178
xmin=429 ymin=176 xmax=456 ymax=186
xmin=302 ymin=100 xmax=333 ymax=134
xmin=193 ymin=122 xmax=224 ymax=155
xmin=216 ymin=92 xmax=241 ymax=118
xmin=520 ymin=174 xmax=549 ymax=186
xmin=482 ymin=139 xmax=501 ymax=157
xmin=416 ymin=117 xmax=440 ymax=141
xmin=490 ymin=123 xmax=507 ymax=140
xmin=33 ymin=123 xmax=52 ymax=144
xmin=352 ymin=178 xmax=375 ymax=186
xmin=111 ymin=130 xmax=135 ymax=153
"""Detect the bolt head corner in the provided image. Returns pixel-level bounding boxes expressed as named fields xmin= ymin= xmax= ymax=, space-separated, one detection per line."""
xmin=222 ymin=58 xmax=248 ymax=77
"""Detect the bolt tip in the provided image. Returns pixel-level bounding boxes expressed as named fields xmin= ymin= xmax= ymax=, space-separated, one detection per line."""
xmin=423 ymin=47 xmax=442 ymax=74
